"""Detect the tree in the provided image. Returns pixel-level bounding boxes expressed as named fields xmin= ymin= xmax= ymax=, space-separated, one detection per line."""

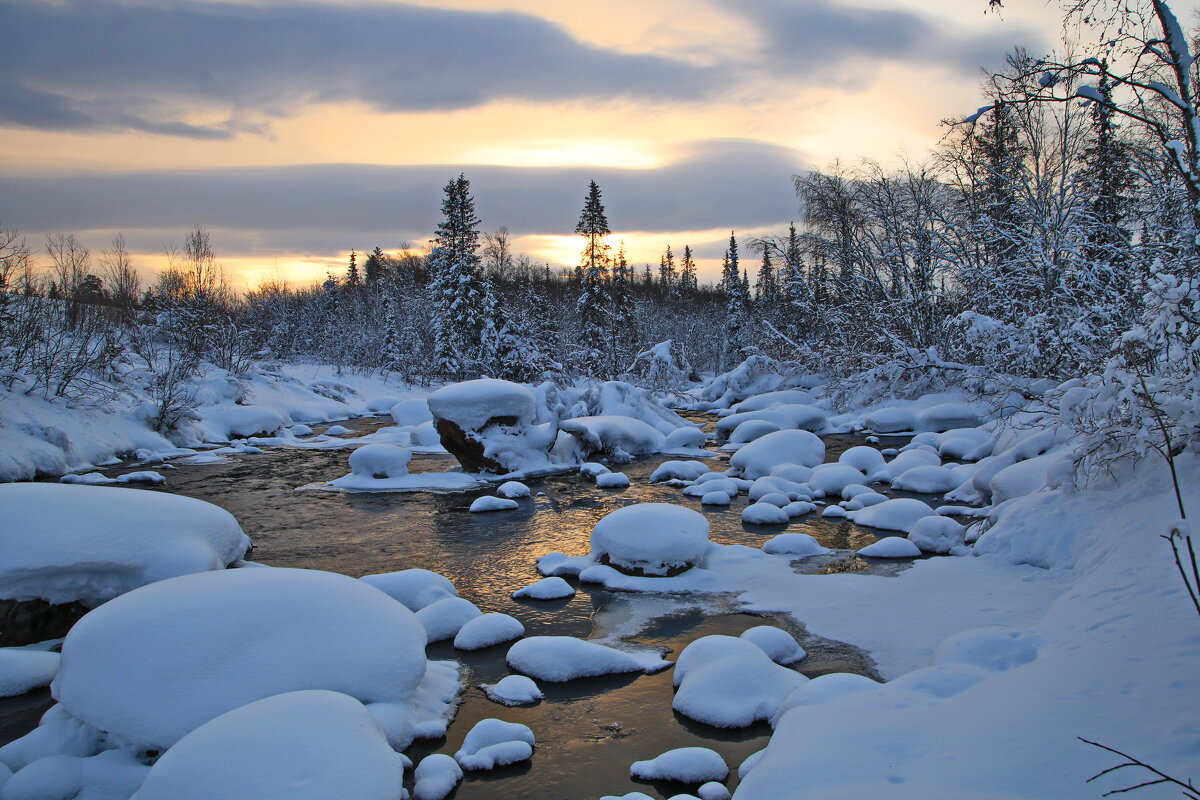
xmin=659 ymin=245 xmax=677 ymax=297
xmin=611 ymin=242 xmax=637 ymax=369
xmin=345 ymin=250 xmax=361 ymax=287
xmin=679 ymin=245 xmax=698 ymax=293
xmin=429 ymin=174 xmax=492 ymax=380
xmin=721 ymin=232 xmax=751 ymax=368
xmin=575 ymin=180 xmax=613 ymax=377
xmin=364 ymin=247 xmax=387 ymax=284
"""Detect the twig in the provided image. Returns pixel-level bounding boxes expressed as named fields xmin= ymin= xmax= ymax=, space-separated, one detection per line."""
xmin=1080 ymin=738 xmax=1200 ymax=798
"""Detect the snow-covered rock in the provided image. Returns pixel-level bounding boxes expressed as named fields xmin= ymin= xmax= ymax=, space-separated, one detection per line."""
xmin=428 ymin=379 xmax=536 ymax=431
xmin=580 ymin=462 xmax=610 ymax=478
xmin=0 ymin=483 xmax=252 ymax=607
xmin=837 ymin=446 xmax=887 ymax=475
xmin=664 ymin=426 xmax=707 ymax=451
xmin=390 ymin=398 xmax=433 ymax=428
xmin=559 ymin=416 xmax=666 ymax=457
xmin=672 ymin=635 xmax=807 ymax=728
xmin=413 ymin=753 xmax=462 ymax=800
xmin=771 ymin=672 xmax=881 ymax=724
xmin=755 ymin=492 xmax=792 ymax=508
xmin=650 ymin=460 xmax=710 ymax=483
xmin=512 ymin=577 xmax=575 ymax=600
xmin=768 ymin=464 xmax=814 ymax=484
xmin=807 ymin=464 xmax=867 ymax=496
xmin=907 ymin=516 xmax=968 ymax=555
xmin=453 ymin=613 xmax=525 ymax=650
xmin=847 ymin=498 xmax=935 ymax=533
xmin=783 ymin=501 xmax=818 ymax=518
xmin=731 ymin=389 xmax=815 ymax=412
xmin=748 ymin=476 xmax=809 ymax=502
xmin=359 ymin=569 xmax=457 ymax=611
xmin=496 ymin=480 xmax=531 ymax=498
xmin=742 ymin=502 xmax=789 ymax=525
xmin=857 ymin=537 xmax=922 ymax=558
xmin=918 ymin=403 xmax=983 ymax=432
xmin=482 ymin=675 xmax=543 ymax=706
xmin=469 ymin=496 xmax=519 ymax=513
xmin=131 ymin=690 xmax=407 ymax=800
xmin=53 ymin=568 xmax=430 ymax=752
xmin=591 ymin=503 xmax=710 ymax=575
xmin=416 ymin=597 xmax=483 ymax=643
xmin=323 ymin=424 xmax=352 ymax=436
xmin=937 ymin=427 xmax=993 ymax=460
xmin=0 ymin=650 xmax=60 ymax=697
xmin=507 ymin=636 xmax=669 ymax=682
xmin=198 ymin=404 xmax=286 ymax=440
xmin=630 ymin=747 xmax=729 ymax=783
xmin=347 ymin=443 xmax=412 ymax=479
xmin=864 ymin=407 xmax=917 ymax=433
xmin=727 ymin=419 xmax=781 ymax=446
xmin=454 ymin=718 xmax=535 ymax=771
xmin=728 ymin=430 xmax=825 ymax=479
xmin=701 ymin=491 xmax=732 ymax=506
xmin=684 ymin=477 xmax=741 ymax=498
xmin=740 ymin=626 xmax=806 ymax=665
xmin=890 ymin=464 xmax=962 ymax=494
xmin=596 ymin=471 xmax=631 ymax=489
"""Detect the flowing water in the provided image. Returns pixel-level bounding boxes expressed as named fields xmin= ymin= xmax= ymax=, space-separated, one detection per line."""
xmin=2 ymin=417 xmax=921 ymax=799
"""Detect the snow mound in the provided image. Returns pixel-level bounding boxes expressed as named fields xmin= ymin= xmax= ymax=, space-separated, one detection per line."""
xmin=731 ymin=389 xmax=815 ymax=412
xmin=0 ymin=483 xmax=252 ymax=606
xmin=783 ymin=501 xmax=818 ymax=518
xmin=874 ymin=448 xmax=942 ymax=481
xmin=727 ymin=419 xmax=781 ymax=446
xmin=756 ymin=492 xmax=791 ymax=507
xmin=672 ymin=635 xmax=807 ymax=728
xmin=937 ymin=427 xmax=993 ymax=460
xmin=198 ymin=404 xmax=286 ymax=441
xmin=427 ymin=379 xmax=536 ymax=431
xmin=807 ymin=464 xmax=867 ymax=496
xmin=771 ymin=672 xmax=881 ymax=724
xmin=507 ymin=636 xmax=669 ymax=682
xmin=700 ymin=781 xmax=732 ymax=800
xmin=54 ymin=568 xmax=429 ymax=752
xmin=890 ymin=464 xmax=961 ymax=494
xmin=767 ymin=464 xmax=813 ymax=484
xmin=348 ymin=444 xmax=412 ymax=478
xmin=857 ymin=537 xmax=922 ymax=558
xmin=908 ymin=516 xmax=968 ymax=555
xmin=847 ymin=498 xmax=934 ymax=533
xmin=454 ymin=718 xmax=535 ymax=771
xmin=512 ymin=577 xmax=575 ymax=600
xmin=559 ymin=416 xmax=666 ymax=456
xmin=323 ymin=425 xmax=351 ymax=436
xmin=630 ymin=746 xmax=729 ymax=783
xmin=748 ymin=476 xmax=809 ymax=502
xmin=651 ymin=461 xmax=711 ymax=482
xmin=591 ymin=503 xmax=710 ymax=575
xmin=837 ymin=445 xmax=887 ymax=474
xmin=390 ymin=398 xmax=433 ymax=428
xmin=359 ymin=569 xmax=457 ymax=611
xmin=453 ymin=613 xmax=525 ymax=651
xmin=932 ymin=627 xmax=1040 ymax=672
xmin=496 ymin=480 xmax=531 ymax=498
xmin=864 ymin=407 xmax=917 ymax=433
xmin=742 ymin=502 xmax=789 ymax=525
xmin=918 ymin=403 xmax=983 ymax=432
xmin=413 ymin=753 xmax=462 ymax=800
xmin=416 ymin=597 xmax=483 ymax=643
xmin=482 ymin=675 xmax=543 ymax=706
xmin=684 ymin=477 xmax=741 ymax=498
xmin=469 ymin=496 xmax=519 ymax=513
xmin=596 ymin=472 xmax=631 ymax=489
xmin=580 ymin=462 xmax=610 ymax=478
xmin=740 ymin=626 xmax=806 ymax=665
xmin=701 ymin=491 xmax=732 ymax=506
xmin=664 ymin=427 xmax=707 ymax=450
xmin=821 ymin=505 xmax=847 ymax=518
xmin=0 ymin=650 xmax=60 ymax=697
xmin=131 ymin=690 xmax=406 ymax=800
xmin=728 ymin=430 xmax=825 ymax=479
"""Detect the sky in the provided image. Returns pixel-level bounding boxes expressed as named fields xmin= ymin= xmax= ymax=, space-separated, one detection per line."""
xmin=0 ymin=0 xmax=1165 ymax=288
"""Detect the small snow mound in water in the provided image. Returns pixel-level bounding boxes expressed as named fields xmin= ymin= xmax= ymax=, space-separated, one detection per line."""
xmin=359 ymin=568 xmax=457 ymax=611
xmin=511 ymin=577 xmax=575 ymax=600
xmin=453 ymin=613 xmax=525 ymax=650
xmin=0 ymin=650 xmax=60 ymax=697
xmin=482 ymin=675 xmax=543 ymax=706
xmin=496 ymin=480 xmax=531 ymax=498
xmin=323 ymin=424 xmax=352 ymax=436
xmin=908 ymin=516 xmax=968 ymax=554
xmin=847 ymin=498 xmax=935 ymax=532
xmin=348 ymin=443 xmax=412 ymax=478
xmin=664 ymin=427 xmax=707 ymax=450
xmin=650 ymin=460 xmax=710 ymax=482
xmin=672 ymin=635 xmax=807 ymax=728
xmin=699 ymin=781 xmax=732 ymax=800
xmin=596 ymin=472 xmax=631 ymax=489
xmin=728 ymin=429 xmax=825 ymax=478
xmin=864 ymin=406 xmax=917 ymax=433
xmin=838 ymin=445 xmax=886 ymax=474
xmin=728 ymin=419 xmax=781 ymax=446
xmin=413 ymin=753 xmax=462 ymax=800
xmin=469 ymin=496 xmax=519 ymax=513
xmin=700 ymin=491 xmax=732 ymax=506
xmin=755 ymin=492 xmax=791 ymax=508
xmin=742 ymin=502 xmax=789 ymax=525
xmin=0 ymin=483 xmax=252 ymax=607
xmin=506 ymin=636 xmax=669 ymax=682
xmin=591 ymin=503 xmax=710 ymax=575
xmin=131 ymin=690 xmax=406 ymax=800
xmin=890 ymin=464 xmax=961 ymax=494
xmin=821 ymin=505 xmax=847 ymax=518
xmin=580 ymin=462 xmax=610 ymax=478
xmin=857 ymin=536 xmax=922 ymax=558
xmin=454 ymin=718 xmax=535 ymax=771
xmin=428 ymin=379 xmax=536 ymax=431
xmin=683 ymin=477 xmax=740 ymax=498
xmin=807 ymin=464 xmax=867 ymax=495
xmin=630 ymin=746 xmax=729 ymax=783
xmin=740 ymin=626 xmax=806 ymax=665
xmin=782 ymin=501 xmax=817 ymax=518
xmin=390 ymin=398 xmax=433 ymax=427
xmin=918 ymin=402 xmax=983 ymax=432
xmin=416 ymin=597 xmax=483 ymax=642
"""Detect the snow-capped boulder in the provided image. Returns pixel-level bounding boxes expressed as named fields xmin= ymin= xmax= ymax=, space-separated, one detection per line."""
xmin=426 ymin=379 xmax=546 ymax=473
xmin=496 ymin=481 xmax=531 ymax=498
xmin=596 ymin=472 xmax=631 ymax=489
xmin=762 ymin=533 xmax=829 ymax=557
xmin=907 ymin=516 xmax=968 ymax=555
xmin=453 ymin=613 xmax=525 ymax=651
xmin=512 ymin=577 xmax=575 ymax=601
xmin=683 ymin=477 xmax=741 ymax=498
xmin=728 ymin=430 xmax=825 ymax=479
xmin=838 ymin=446 xmax=887 ymax=475
xmin=630 ymin=747 xmax=729 ymax=783
xmin=672 ymin=635 xmax=807 ymax=728
xmin=847 ymin=498 xmax=934 ymax=533
xmin=390 ymin=398 xmax=433 ymax=428
xmin=416 ymin=597 xmax=482 ymax=643
xmin=937 ymin=427 xmax=993 ymax=460
xmin=53 ymin=568 xmax=429 ymax=752
xmin=591 ymin=503 xmax=710 ymax=576
xmin=664 ymin=426 xmax=707 ymax=451
xmin=413 ymin=753 xmax=462 ymax=800
xmin=651 ymin=461 xmax=711 ymax=482
xmin=783 ymin=501 xmax=818 ymax=518
xmin=359 ymin=569 xmax=457 ymax=612
xmin=482 ymin=675 xmax=543 ymax=707
xmin=771 ymin=672 xmax=880 ymax=724
xmin=428 ymin=379 xmax=536 ymax=432
xmin=728 ymin=419 xmax=781 ymax=446
xmin=731 ymin=389 xmax=815 ymax=412
xmin=742 ymin=502 xmax=789 ymax=525
xmin=454 ymin=718 xmax=535 ymax=771
xmin=348 ymin=444 xmax=412 ymax=479
xmin=857 ymin=537 xmax=922 ymax=558
xmin=701 ymin=491 xmax=732 ymax=506
xmin=740 ymin=626 xmax=806 ymax=665
xmin=918 ymin=403 xmax=983 ymax=432
xmin=864 ymin=407 xmax=917 ymax=433
xmin=131 ymin=690 xmax=407 ymax=800
xmin=198 ymin=404 xmax=286 ymax=441
xmin=756 ymin=492 xmax=792 ymax=508
xmin=748 ymin=476 xmax=809 ymax=502
xmin=507 ymin=636 xmax=669 ymax=682
xmin=715 ymin=405 xmax=828 ymax=440
xmin=768 ymin=464 xmax=814 ymax=484
xmin=0 ymin=650 xmax=60 ymax=697
xmin=559 ymin=416 xmax=666 ymax=458
xmin=807 ymin=464 xmax=867 ymax=496
xmin=469 ymin=496 xmax=519 ymax=513
xmin=890 ymin=465 xmax=962 ymax=495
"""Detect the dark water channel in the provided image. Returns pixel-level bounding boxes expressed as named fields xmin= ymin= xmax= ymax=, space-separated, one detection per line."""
xmin=5 ymin=417 xmax=915 ymax=800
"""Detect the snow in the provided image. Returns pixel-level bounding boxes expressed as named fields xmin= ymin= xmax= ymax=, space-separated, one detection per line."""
xmin=728 ymin=430 xmax=825 ymax=478
xmin=559 ymin=415 xmax=666 ymax=456
xmin=741 ymin=502 xmax=789 ymax=525
xmin=130 ymin=690 xmax=406 ymax=800
xmin=390 ymin=398 xmax=432 ymax=427
xmin=683 ymin=477 xmax=740 ymax=498
xmin=890 ymin=464 xmax=962 ymax=494
xmin=196 ymin=403 xmax=286 ymax=441
xmin=821 ymin=505 xmax=846 ymax=518
xmin=857 ymin=536 xmax=922 ymax=558
xmin=700 ymin=491 xmax=731 ymax=506
xmin=630 ymin=747 xmax=729 ymax=783
xmin=416 ymin=596 xmax=483 ymax=642
xmin=413 ymin=754 xmax=462 ymax=800
xmin=591 ymin=503 xmax=710 ymax=575
xmin=651 ymin=460 xmax=710 ymax=482
xmin=783 ymin=501 xmax=817 ymax=517
xmin=907 ymin=516 xmax=968 ymax=555
xmin=672 ymin=635 xmax=807 ymax=728
xmin=59 ymin=470 xmax=166 ymax=485
xmin=0 ymin=650 xmax=60 ymax=697
xmin=454 ymin=718 xmax=535 ymax=770
xmin=726 ymin=418 xmax=780 ymax=446
xmin=755 ymin=492 xmax=791 ymax=507
xmin=917 ymin=402 xmax=983 ymax=432
xmin=506 ymin=636 xmax=669 ymax=682
xmin=739 ymin=626 xmax=805 ymax=665
xmin=748 ymin=476 xmax=809 ymax=501
xmin=863 ymin=406 xmax=917 ymax=433
xmin=806 ymin=463 xmax=866 ymax=495
xmin=771 ymin=672 xmax=880 ymax=723
xmin=453 ymin=613 xmax=525 ymax=650
xmin=328 ymin=470 xmax=487 ymax=493
xmin=767 ymin=464 xmax=813 ymax=484
xmin=347 ymin=443 xmax=411 ymax=478
xmin=730 ymin=389 xmax=815 ymax=412
xmin=427 ymin=379 xmax=536 ymax=431
xmin=0 ymin=483 xmax=252 ymax=606
xmin=699 ymin=781 xmax=732 ymax=800
xmin=469 ymin=495 xmax=519 ymax=512
xmin=596 ymin=471 xmax=631 ymax=489
xmin=323 ymin=424 xmax=351 ymax=436
xmin=359 ymin=568 xmax=457 ymax=611
xmin=664 ymin=427 xmax=707 ymax=451
xmin=496 ymin=480 xmax=530 ymax=498
xmin=762 ymin=533 xmax=829 ymax=557
xmin=988 ymin=452 xmax=1062 ymax=504
xmin=580 ymin=462 xmax=610 ymax=478
xmin=0 ymin=748 xmax=149 ymax=800
xmin=512 ymin=576 xmax=575 ymax=600
xmin=482 ymin=674 xmax=543 ymax=706
xmin=847 ymin=497 xmax=935 ymax=533
xmin=937 ymin=427 xmax=993 ymax=460
xmin=837 ymin=445 xmax=886 ymax=474
xmin=715 ymin=404 xmax=828 ymax=439
xmin=51 ymin=567 xmax=430 ymax=752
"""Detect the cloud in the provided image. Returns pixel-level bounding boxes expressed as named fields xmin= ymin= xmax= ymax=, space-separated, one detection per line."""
xmin=0 ymin=0 xmax=721 ymax=138
xmin=721 ymin=0 xmax=1045 ymax=79
xmin=0 ymin=139 xmax=804 ymax=252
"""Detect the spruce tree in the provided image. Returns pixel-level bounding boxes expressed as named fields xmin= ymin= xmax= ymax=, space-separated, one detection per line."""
xmin=722 ymin=233 xmax=750 ymax=368
xmin=611 ymin=242 xmax=637 ymax=371
xmin=755 ymin=246 xmax=779 ymax=306
xmin=659 ymin=245 xmax=677 ymax=297
xmin=679 ymin=245 xmax=698 ymax=294
xmin=345 ymin=251 xmax=360 ymax=287
xmin=429 ymin=174 xmax=492 ymax=380
xmin=575 ymin=180 xmax=612 ymax=377
xmin=364 ymin=247 xmax=386 ymax=285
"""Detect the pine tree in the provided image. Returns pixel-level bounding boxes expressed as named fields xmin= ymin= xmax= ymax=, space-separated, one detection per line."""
xmin=364 ymin=247 xmax=386 ymax=285
xmin=755 ymin=245 xmax=779 ymax=306
xmin=611 ymin=242 xmax=637 ymax=371
xmin=345 ymin=251 xmax=360 ymax=287
xmin=659 ymin=245 xmax=677 ymax=297
xmin=575 ymin=181 xmax=613 ymax=377
xmin=781 ymin=222 xmax=814 ymax=335
xmin=679 ymin=245 xmax=698 ymax=294
xmin=429 ymin=174 xmax=492 ymax=380
xmin=721 ymin=233 xmax=750 ymax=368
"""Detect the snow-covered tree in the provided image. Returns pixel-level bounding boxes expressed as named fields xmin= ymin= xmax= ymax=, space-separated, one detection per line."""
xmin=721 ymin=233 xmax=751 ymax=368
xmin=429 ymin=174 xmax=493 ymax=380
xmin=575 ymin=180 xmax=612 ymax=377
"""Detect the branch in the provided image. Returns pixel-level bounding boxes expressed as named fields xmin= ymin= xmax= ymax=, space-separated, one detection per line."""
xmin=1080 ymin=738 xmax=1200 ymax=799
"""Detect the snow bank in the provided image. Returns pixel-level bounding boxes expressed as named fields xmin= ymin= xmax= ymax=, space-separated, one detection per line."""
xmin=131 ymin=690 xmax=406 ymax=800
xmin=507 ymin=636 xmax=669 ymax=682
xmin=918 ymin=403 xmax=983 ymax=432
xmin=728 ymin=430 xmax=825 ymax=479
xmin=427 ymin=379 xmax=536 ymax=431
xmin=731 ymin=389 xmax=816 ymax=412
xmin=907 ymin=516 xmax=967 ymax=555
xmin=53 ymin=567 xmax=429 ymax=751
xmin=454 ymin=718 xmax=535 ymax=771
xmin=0 ymin=483 xmax=252 ymax=606
xmin=591 ymin=503 xmax=710 ymax=575
xmin=672 ymin=635 xmax=807 ymax=728
xmin=864 ymin=407 xmax=917 ymax=433
xmin=630 ymin=747 xmax=728 ymax=783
